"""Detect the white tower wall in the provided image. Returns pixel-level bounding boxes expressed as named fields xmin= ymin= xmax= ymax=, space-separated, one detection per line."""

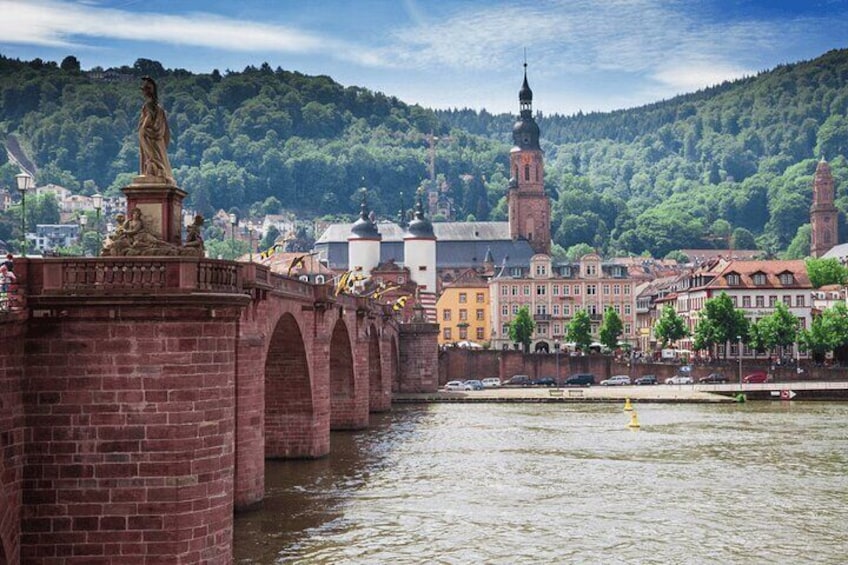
xmin=348 ymin=238 xmax=381 ymax=275
xmin=404 ymin=238 xmax=437 ymax=293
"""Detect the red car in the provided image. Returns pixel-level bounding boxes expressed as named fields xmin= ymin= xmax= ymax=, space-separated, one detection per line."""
xmin=743 ymin=371 xmax=770 ymax=383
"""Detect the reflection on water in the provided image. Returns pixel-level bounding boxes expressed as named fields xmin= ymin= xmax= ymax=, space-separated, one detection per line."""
xmin=234 ymin=403 xmax=848 ymax=564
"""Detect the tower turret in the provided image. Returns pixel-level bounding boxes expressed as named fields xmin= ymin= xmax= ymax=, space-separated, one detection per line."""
xmin=811 ymin=157 xmax=838 ymax=257
xmin=348 ymin=190 xmax=382 ymax=275
xmin=404 ymin=190 xmax=437 ymax=294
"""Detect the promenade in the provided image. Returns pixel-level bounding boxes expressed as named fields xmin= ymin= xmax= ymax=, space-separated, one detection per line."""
xmin=394 ymin=381 xmax=848 ymax=404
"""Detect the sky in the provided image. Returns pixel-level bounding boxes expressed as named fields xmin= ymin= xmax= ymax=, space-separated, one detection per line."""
xmin=1 ymin=0 xmax=847 ymax=116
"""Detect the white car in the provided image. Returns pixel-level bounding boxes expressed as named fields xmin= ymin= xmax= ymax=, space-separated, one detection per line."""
xmin=600 ymin=375 xmax=631 ymax=386
xmin=481 ymin=377 xmax=502 ymax=388
xmin=665 ymin=375 xmax=694 ymax=385
xmin=443 ymin=380 xmax=466 ymax=391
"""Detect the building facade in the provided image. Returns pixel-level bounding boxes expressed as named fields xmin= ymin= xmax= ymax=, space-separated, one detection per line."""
xmin=489 ymin=253 xmax=637 ymax=351
xmin=435 ymin=269 xmax=491 ymax=346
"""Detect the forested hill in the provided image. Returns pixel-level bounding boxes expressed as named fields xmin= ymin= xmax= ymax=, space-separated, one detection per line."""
xmin=0 ymin=50 xmax=847 ymax=259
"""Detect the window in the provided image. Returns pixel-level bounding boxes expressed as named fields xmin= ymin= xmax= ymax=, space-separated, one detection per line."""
xmin=585 ymin=264 xmax=597 ymax=276
xmin=573 ymin=284 xmax=580 ymax=295
xmin=443 ymin=328 xmax=452 ymax=340
xmin=783 ymin=295 xmax=791 ymax=306
xmin=418 ymin=266 xmax=427 ymax=271
xmin=742 ymin=296 xmax=751 ymax=308
xmin=502 ymin=305 xmax=508 ymax=316
xmin=524 ymin=164 xmax=530 ymax=181
xmin=753 ymin=273 xmax=767 ymax=285
xmin=603 ymin=284 xmax=610 ymax=295
xmin=553 ymin=323 xmax=561 ymax=335
xmin=537 ymin=323 xmax=548 ymax=335
xmin=726 ymin=273 xmax=741 ymax=285
xmin=536 ymin=285 xmax=546 ymax=296
xmin=587 ymin=284 xmax=597 ymax=296
xmin=769 ymin=296 xmax=777 ymax=307
xmin=780 ymin=273 xmax=794 ymax=285
xmin=731 ymin=296 xmax=738 ymax=307
xmin=476 ymin=327 xmax=484 ymax=340
xmin=553 ymin=284 xmax=559 ymax=296
xmin=502 ymin=324 xmax=510 ymax=336
xmin=443 ymin=309 xmax=452 ymax=321
xmin=459 ymin=293 xmax=467 ymax=303
xmin=476 ymin=293 xmax=484 ymax=303
xmin=476 ymin=309 xmax=484 ymax=321
xmin=796 ymin=295 xmax=805 ymax=307
xmin=502 ymin=286 xmax=508 ymax=295
xmin=398 ymin=275 xmax=405 ymax=284
xmin=536 ymin=304 xmax=547 ymax=315
xmin=511 ymin=285 xmax=518 ymax=296
xmin=512 ymin=305 xmax=519 ymax=314
xmin=756 ymin=296 xmax=765 ymax=308
xmin=563 ymin=285 xmax=569 ymax=295
xmin=315 ymin=275 xmax=325 ymax=284
xmin=459 ymin=327 xmax=468 ymax=340
xmin=564 ymin=305 xmax=571 ymax=316
xmin=459 ymin=309 xmax=468 ymax=321
xmin=624 ymin=285 xmax=630 ymax=295
xmin=624 ymin=304 xmax=631 ymax=315
xmin=625 ymin=324 xmax=631 ymax=334
xmin=535 ymin=264 xmax=547 ymax=276
xmin=523 ymin=285 xmax=530 ymax=296
xmin=552 ymin=304 xmax=560 ymax=316
xmin=613 ymin=284 xmax=620 ymax=295
xmin=613 ymin=305 xmax=621 ymax=314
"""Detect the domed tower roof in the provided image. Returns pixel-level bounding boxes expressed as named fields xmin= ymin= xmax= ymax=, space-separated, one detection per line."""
xmin=405 ymin=192 xmax=435 ymax=239
xmin=349 ymin=192 xmax=380 ymax=239
xmin=512 ymin=63 xmax=541 ymax=150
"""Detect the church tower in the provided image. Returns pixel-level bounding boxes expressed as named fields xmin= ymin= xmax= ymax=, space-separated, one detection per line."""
xmin=507 ymin=63 xmax=550 ymax=255
xmin=810 ymin=157 xmax=838 ymax=257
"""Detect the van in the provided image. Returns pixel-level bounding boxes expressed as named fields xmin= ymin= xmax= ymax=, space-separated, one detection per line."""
xmin=504 ymin=374 xmax=531 ymax=386
xmin=565 ymin=373 xmax=595 ymax=386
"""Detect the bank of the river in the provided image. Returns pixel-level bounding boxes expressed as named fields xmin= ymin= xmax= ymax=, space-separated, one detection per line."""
xmin=394 ymin=381 xmax=848 ymax=403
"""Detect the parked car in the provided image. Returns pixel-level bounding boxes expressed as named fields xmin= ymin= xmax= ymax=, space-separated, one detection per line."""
xmin=481 ymin=377 xmax=502 ymax=388
xmin=665 ymin=374 xmax=694 ymax=385
xmin=504 ymin=374 xmax=532 ymax=387
xmin=699 ymin=373 xmax=727 ymax=384
xmin=443 ymin=380 xmax=466 ymax=391
xmin=463 ymin=379 xmax=484 ymax=390
xmin=634 ymin=375 xmax=657 ymax=385
xmin=600 ymin=375 xmax=631 ymax=386
xmin=564 ymin=373 xmax=595 ymax=386
xmin=532 ymin=376 xmax=558 ymax=387
xmin=743 ymin=371 xmax=770 ymax=383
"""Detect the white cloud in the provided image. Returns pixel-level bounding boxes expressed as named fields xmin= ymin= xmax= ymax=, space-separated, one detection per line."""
xmin=0 ymin=0 xmax=385 ymax=66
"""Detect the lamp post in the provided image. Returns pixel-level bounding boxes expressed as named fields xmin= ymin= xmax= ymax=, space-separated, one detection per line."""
xmin=244 ymin=224 xmax=254 ymax=263
xmin=228 ymin=213 xmax=236 ymax=260
xmin=79 ymin=214 xmax=88 ymax=256
xmin=92 ymin=193 xmax=103 ymax=254
xmin=15 ymin=173 xmax=33 ymax=256
xmin=737 ymin=335 xmax=743 ymax=385
xmin=554 ymin=339 xmax=561 ymax=384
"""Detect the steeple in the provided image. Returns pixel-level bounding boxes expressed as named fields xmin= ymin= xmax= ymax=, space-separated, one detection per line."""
xmin=507 ymin=58 xmax=550 ymax=255
xmin=810 ymin=156 xmax=838 ymax=257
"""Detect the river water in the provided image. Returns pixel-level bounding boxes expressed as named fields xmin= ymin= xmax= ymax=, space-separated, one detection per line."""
xmin=234 ymin=402 xmax=848 ymax=564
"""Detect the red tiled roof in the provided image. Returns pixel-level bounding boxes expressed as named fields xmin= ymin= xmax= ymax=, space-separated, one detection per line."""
xmin=707 ymin=260 xmax=811 ymax=289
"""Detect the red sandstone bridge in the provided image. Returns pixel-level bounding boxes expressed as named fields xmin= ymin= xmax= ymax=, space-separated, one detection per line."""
xmin=0 ymin=257 xmax=438 ymax=564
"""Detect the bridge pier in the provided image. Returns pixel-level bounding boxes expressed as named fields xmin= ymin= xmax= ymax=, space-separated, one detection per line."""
xmin=0 ymin=317 xmax=25 ymax=565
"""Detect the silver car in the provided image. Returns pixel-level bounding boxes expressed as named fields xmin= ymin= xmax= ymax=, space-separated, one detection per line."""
xmin=665 ymin=374 xmax=693 ymax=385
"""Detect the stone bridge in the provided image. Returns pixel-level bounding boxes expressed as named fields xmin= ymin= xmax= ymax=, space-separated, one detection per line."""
xmin=0 ymin=257 xmax=438 ymax=564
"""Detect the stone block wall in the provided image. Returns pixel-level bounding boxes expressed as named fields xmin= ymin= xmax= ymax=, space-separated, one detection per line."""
xmin=20 ymin=304 xmax=241 ymax=564
xmin=0 ymin=317 xmax=26 ymax=565
xmin=398 ymin=322 xmax=440 ymax=392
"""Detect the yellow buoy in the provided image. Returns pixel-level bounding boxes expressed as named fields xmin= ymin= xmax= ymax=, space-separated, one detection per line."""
xmin=628 ymin=411 xmax=641 ymax=429
xmin=623 ymin=397 xmax=633 ymax=411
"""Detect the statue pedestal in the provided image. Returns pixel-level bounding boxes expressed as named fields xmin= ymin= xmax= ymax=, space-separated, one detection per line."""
xmin=123 ymin=176 xmax=187 ymax=246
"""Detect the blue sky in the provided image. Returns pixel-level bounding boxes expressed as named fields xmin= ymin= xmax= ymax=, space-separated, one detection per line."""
xmin=1 ymin=0 xmax=847 ymax=115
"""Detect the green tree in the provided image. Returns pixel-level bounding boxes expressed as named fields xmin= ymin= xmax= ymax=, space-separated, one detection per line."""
xmin=694 ymin=293 xmax=748 ymax=358
xmin=805 ymin=257 xmax=848 ymax=288
xmin=566 ymin=309 xmax=593 ymax=353
xmin=784 ymin=224 xmax=811 ymax=259
xmin=653 ymin=305 xmax=689 ymax=348
xmin=598 ymin=307 xmax=623 ymax=351
xmin=508 ymin=306 xmax=536 ymax=353
xmin=746 ymin=319 xmax=770 ymax=357
xmin=565 ymin=243 xmax=595 ymax=262
xmin=799 ymin=303 xmax=848 ymax=360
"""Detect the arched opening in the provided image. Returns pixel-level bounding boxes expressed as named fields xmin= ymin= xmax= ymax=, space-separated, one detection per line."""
xmin=329 ymin=319 xmax=357 ymax=429
xmin=264 ymin=313 xmax=313 ymax=458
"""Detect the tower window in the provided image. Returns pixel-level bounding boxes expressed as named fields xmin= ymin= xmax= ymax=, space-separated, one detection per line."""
xmin=524 ymin=164 xmax=530 ymax=181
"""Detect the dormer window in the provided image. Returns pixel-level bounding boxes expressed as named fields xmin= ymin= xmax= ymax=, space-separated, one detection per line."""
xmin=753 ymin=272 xmax=767 ymax=285
xmin=726 ymin=273 xmax=741 ymax=286
xmin=779 ymin=272 xmax=794 ymax=285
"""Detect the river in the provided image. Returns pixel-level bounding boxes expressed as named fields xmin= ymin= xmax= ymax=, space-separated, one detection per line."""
xmin=234 ymin=402 xmax=848 ymax=564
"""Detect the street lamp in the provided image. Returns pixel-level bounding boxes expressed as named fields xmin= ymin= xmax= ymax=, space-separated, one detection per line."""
xmin=554 ymin=338 xmax=561 ymax=384
xmin=244 ymin=225 xmax=254 ymax=263
xmin=15 ymin=172 xmax=33 ymax=256
xmin=79 ymin=214 xmax=88 ymax=255
xmin=228 ymin=213 xmax=237 ymax=260
xmin=92 ymin=193 xmax=103 ymax=254
xmin=737 ymin=335 xmax=743 ymax=384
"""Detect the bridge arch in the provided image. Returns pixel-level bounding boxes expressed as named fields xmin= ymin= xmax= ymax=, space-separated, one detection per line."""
xmin=264 ymin=312 xmax=315 ymax=458
xmin=329 ymin=317 xmax=359 ymax=429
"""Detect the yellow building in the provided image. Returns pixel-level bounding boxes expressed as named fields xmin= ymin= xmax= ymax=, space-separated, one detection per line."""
xmin=436 ymin=269 xmax=490 ymax=346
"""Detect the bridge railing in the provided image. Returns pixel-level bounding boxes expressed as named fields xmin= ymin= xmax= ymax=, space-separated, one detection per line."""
xmin=25 ymin=257 xmax=243 ymax=295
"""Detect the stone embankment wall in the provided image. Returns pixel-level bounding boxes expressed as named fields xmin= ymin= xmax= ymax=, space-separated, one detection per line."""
xmin=0 ymin=316 xmax=26 ymax=565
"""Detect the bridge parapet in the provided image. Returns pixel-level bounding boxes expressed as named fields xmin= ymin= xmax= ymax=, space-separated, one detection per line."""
xmin=25 ymin=257 xmax=243 ymax=296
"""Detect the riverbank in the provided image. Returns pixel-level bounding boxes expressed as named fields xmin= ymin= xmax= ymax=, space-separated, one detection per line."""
xmin=394 ymin=381 xmax=848 ymax=404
